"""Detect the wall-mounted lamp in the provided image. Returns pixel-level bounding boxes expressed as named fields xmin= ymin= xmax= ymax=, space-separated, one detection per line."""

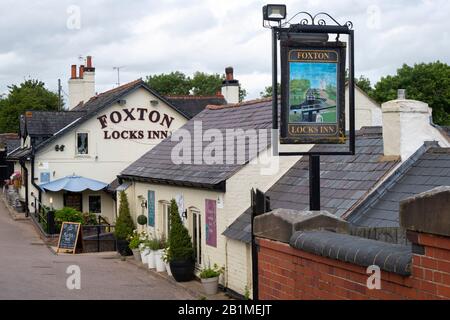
xmin=141 ymin=199 xmax=147 ymax=209
xmin=182 ymin=209 xmax=188 ymax=219
xmin=150 ymin=100 xmax=159 ymax=107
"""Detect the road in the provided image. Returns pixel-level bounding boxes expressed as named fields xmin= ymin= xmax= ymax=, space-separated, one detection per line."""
xmin=0 ymin=200 xmax=195 ymax=300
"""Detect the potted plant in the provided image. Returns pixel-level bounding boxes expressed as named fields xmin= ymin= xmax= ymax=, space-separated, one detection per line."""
xmin=147 ymin=237 xmax=160 ymax=269
xmin=199 ymin=263 xmax=224 ymax=295
xmin=139 ymin=231 xmax=150 ymax=264
xmin=127 ymin=230 xmax=141 ymax=262
xmin=162 ymin=247 xmax=171 ymax=276
xmin=154 ymin=236 xmax=167 ymax=272
xmin=114 ymin=191 xmax=135 ymax=256
xmin=167 ymin=199 xmax=195 ymax=282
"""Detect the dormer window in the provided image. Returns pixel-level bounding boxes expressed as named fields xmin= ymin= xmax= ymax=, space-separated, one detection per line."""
xmin=76 ymin=132 xmax=89 ymax=155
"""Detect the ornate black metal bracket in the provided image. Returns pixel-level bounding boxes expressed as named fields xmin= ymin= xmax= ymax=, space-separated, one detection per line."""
xmin=263 ymin=11 xmax=353 ymax=31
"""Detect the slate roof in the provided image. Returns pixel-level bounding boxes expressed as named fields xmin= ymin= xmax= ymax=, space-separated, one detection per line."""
xmin=120 ymin=98 xmax=273 ymax=190
xmin=0 ymin=133 xmax=19 ymax=151
xmin=349 ymin=146 xmax=450 ymax=227
xmin=7 ymin=147 xmax=32 ymax=160
xmin=165 ymin=95 xmax=227 ymax=119
xmin=224 ymin=127 xmax=400 ymax=243
xmin=21 ymin=111 xmax=85 ymax=137
xmin=6 ymin=138 xmax=20 ymax=152
xmin=290 ymin=230 xmax=411 ymax=276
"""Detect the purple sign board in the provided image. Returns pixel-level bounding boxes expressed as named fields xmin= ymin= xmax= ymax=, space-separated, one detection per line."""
xmin=205 ymin=199 xmax=217 ymax=247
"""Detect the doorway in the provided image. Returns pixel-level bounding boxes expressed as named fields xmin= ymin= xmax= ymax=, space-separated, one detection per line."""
xmin=191 ymin=209 xmax=202 ymax=267
xmin=64 ymin=192 xmax=82 ymax=212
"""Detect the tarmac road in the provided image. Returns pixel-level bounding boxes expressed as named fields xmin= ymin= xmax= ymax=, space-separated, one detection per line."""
xmin=0 ymin=200 xmax=195 ymax=300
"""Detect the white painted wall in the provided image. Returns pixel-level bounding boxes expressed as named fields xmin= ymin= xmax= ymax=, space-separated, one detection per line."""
xmin=345 ymin=85 xmax=382 ymax=130
xmin=19 ymin=87 xmax=188 ymax=217
xmin=124 ymin=145 xmax=310 ymax=296
xmin=382 ymin=99 xmax=450 ymax=160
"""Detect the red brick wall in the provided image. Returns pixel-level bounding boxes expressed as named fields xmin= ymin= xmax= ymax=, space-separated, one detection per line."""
xmin=257 ymin=231 xmax=450 ymax=300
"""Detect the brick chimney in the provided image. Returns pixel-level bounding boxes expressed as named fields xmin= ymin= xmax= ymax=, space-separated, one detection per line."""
xmin=68 ymin=56 xmax=95 ymax=110
xmin=382 ymin=89 xmax=449 ymax=160
xmin=221 ymin=66 xmax=240 ymax=104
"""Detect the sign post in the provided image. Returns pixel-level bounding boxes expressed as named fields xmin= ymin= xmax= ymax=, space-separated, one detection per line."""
xmin=264 ymin=10 xmax=356 ymax=211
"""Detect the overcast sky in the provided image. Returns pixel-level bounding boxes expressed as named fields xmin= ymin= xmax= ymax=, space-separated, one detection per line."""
xmin=0 ymin=0 xmax=448 ymax=102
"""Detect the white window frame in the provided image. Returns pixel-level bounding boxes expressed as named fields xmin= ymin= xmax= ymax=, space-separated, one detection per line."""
xmin=75 ymin=131 xmax=90 ymax=156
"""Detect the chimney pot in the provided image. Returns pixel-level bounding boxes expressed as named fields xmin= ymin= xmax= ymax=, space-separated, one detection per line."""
xmin=71 ymin=65 xmax=77 ymax=79
xmin=79 ymin=65 xmax=84 ymax=79
xmin=86 ymin=56 xmax=92 ymax=68
xmin=397 ymin=89 xmax=406 ymax=100
xmin=225 ymin=67 xmax=234 ymax=81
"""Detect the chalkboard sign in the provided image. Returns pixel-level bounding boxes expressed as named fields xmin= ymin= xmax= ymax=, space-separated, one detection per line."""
xmin=57 ymin=222 xmax=82 ymax=254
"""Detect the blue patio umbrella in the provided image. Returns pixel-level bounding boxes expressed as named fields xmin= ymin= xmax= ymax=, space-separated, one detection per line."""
xmin=40 ymin=175 xmax=108 ymax=192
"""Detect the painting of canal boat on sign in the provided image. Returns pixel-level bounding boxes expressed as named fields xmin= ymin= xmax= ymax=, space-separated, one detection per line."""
xmin=289 ymin=61 xmax=337 ymax=124
xmin=280 ymin=45 xmax=346 ymax=145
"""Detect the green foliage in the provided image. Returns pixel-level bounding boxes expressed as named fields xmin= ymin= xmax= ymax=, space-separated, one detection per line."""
xmin=199 ymin=263 xmax=224 ymax=279
xmin=82 ymin=212 xmax=97 ymax=225
xmin=244 ymin=286 xmax=250 ymax=300
xmin=259 ymin=83 xmax=280 ymax=98
xmin=0 ymin=79 xmax=61 ymax=133
xmin=371 ymin=61 xmax=450 ymax=125
xmin=146 ymin=236 xmax=166 ymax=250
xmin=290 ymin=79 xmax=311 ymax=105
xmin=354 ymin=75 xmax=373 ymax=95
xmin=145 ymin=70 xmax=247 ymax=101
xmin=55 ymin=207 xmax=83 ymax=225
xmin=114 ymin=191 xmax=135 ymax=240
xmin=191 ymin=72 xmax=222 ymax=96
xmin=145 ymin=71 xmax=192 ymax=96
xmin=128 ymin=230 xmax=141 ymax=249
xmin=137 ymin=214 xmax=147 ymax=226
xmin=167 ymin=199 xmax=194 ymax=261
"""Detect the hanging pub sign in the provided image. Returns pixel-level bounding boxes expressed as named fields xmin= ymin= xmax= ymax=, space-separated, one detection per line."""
xmin=280 ymin=40 xmax=346 ymax=144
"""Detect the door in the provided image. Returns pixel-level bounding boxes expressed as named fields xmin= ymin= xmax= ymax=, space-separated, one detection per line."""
xmin=191 ymin=210 xmax=202 ymax=266
xmin=64 ymin=192 xmax=82 ymax=212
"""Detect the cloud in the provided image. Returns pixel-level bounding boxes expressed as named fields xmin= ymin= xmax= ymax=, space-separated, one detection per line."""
xmin=0 ymin=0 xmax=448 ymax=100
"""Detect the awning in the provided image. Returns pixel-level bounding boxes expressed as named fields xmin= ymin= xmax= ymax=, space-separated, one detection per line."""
xmin=40 ymin=175 xmax=108 ymax=192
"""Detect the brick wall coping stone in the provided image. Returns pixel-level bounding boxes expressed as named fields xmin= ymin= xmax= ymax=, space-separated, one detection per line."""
xmin=254 ymin=209 xmax=349 ymax=243
xmin=289 ymin=230 xmax=412 ymax=276
xmin=400 ymin=186 xmax=450 ymax=237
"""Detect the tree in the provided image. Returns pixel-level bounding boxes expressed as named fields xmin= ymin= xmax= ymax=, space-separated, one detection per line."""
xmin=167 ymin=199 xmax=194 ymax=261
xmin=191 ymin=72 xmax=222 ymax=96
xmin=260 ymin=83 xmax=280 ymax=98
xmin=371 ymin=62 xmax=450 ymax=125
xmin=0 ymin=79 xmax=60 ymax=133
xmin=115 ymin=191 xmax=135 ymax=241
xmin=145 ymin=70 xmax=247 ymax=102
xmin=145 ymin=71 xmax=192 ymax=96
xmin=344 ymin=70 xmax=374 ymax=95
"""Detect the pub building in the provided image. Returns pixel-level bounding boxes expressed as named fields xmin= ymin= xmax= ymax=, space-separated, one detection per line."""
xmin=117 ymin=82 xmax=394 ymax=297
xmin=6 ymin=56 xmax=229 ymax=223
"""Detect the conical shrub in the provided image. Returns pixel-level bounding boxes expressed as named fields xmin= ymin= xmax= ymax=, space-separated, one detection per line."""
xmin=115 ymin=191 xmax=135 ymax=240
xmin=167 ymin=199 xmax=194 ymax=261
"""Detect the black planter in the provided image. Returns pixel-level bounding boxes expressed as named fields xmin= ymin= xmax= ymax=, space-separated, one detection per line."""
xmin=116 ymin=239 xmax=133 ymax=256
xmin=170 ymin=259 xmax=195 ymax=282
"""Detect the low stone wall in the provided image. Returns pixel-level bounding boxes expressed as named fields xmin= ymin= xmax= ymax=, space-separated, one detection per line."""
xmin=255 ymin=187 xmax=450 ymax=300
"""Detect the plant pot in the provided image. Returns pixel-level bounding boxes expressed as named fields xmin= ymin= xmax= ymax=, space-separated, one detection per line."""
xmin=154 ymin=249 xmax=166 ymax=272
xmin=201 ymin=276 xmax=219 ymax=295
xmin=116 ymin=239 xmax=133 ymax=256
xmin=132 ymin=248 xmax=141 ymax=262
xmin=147 ymin=250 xmax=156 ymax=269
xmin=169 ymin=259 xmax=195 ymax=282
xmin=140 ymin=248 xmax=150 ymax=264
xmin=165 ymin=262 xmax=172 ymax=276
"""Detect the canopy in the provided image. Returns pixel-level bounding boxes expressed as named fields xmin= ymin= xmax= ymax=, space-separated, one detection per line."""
xmin=40 ymin=175 xmax=108 ymax=192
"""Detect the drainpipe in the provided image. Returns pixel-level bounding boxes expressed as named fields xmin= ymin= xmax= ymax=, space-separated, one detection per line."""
xmin=30 ymin=150 xmax=42 ymax=210
xmin=18 ymin=158 xmax=29 ymax=216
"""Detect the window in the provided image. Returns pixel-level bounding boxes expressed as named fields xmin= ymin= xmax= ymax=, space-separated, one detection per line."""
xmin=76 ymin=132 xmax=89 ymax=155
xmin=89 ymin=195 xmax=101 ymax=214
